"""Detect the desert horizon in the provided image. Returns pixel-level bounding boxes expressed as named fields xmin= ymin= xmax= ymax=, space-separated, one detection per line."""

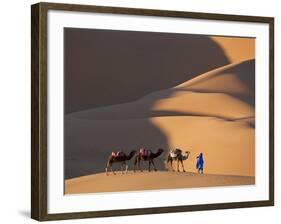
xmin=64 ymin=28 xmax=255 ymax=194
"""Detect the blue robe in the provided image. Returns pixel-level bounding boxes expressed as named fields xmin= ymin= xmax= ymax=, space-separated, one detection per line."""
xmin=196 ymin=154 xmax=204 ymax=170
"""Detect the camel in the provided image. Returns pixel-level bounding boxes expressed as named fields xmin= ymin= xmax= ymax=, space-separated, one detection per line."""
xmin=166 ymin=149 xmax=190 ymax=172
xmin=106 ymin=150 xmax=136 ymax=175
xmin=134 ymin=148 xmax=164 ymax=172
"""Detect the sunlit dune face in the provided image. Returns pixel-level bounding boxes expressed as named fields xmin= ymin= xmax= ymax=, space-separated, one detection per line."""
xmin=151 ymin=91 xmax=254 ymax=120
xmin=210 ymin=36 xmax=255 ymax=63
xmin=150 ymin=116 xmax=255 ymax=177
xmin=177 ymin=73 xmax=250 ymax=94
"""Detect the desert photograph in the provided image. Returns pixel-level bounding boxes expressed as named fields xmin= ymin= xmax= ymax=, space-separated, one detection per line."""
xmin=64 ymin=28 xmax=255 ymax=194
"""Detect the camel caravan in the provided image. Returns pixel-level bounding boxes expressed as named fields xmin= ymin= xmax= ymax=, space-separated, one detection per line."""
xmin=105 ymin=148 xmax=198 ymax=175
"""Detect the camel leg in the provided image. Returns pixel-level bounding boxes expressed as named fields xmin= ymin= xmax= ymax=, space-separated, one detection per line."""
xmin=151 ymin=160 xmax=157 ymax=171
xmin=170 ymin=160 xmax=174 ymax=172
xmin=122 ymin=162 xmax=127 ymax=174
xmin=139 ymin=160 xmax=143 ymax=172
xmin=167 ymin=157 xmax=173 ymax=171
xmin=121 ymin=163 xmax=124 ymax=174
xmin=106 ymin=167 xmax=108 ymax=176
xmin=125 ymin=164 xmax=129 ymax=173
xmin=134 ymin=157 xmax=137 ymax=172
xmin=148 ymin=161 xmax=151 ymax=172
xmin=106 ymin=164 xmax=111 ymax=176
xmin=137 ymin=157 xmax=143 ymax=172
xmin=134 ymin=156 xmax=142 ymax=172
xmin=180 ymin=160 xmax=185 ymax=172
xmin=177 ymin=160 xmax=180 ymax=172
xmin=111 ymin=166 xmax=116 ymax=175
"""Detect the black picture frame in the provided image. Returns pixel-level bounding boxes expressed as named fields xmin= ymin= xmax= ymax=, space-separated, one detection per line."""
xmin=31 ymin=2 xmax=274 ymax=221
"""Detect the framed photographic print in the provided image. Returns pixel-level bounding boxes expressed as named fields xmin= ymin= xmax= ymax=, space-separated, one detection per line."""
xmin=31 ymin=2 xmax=274 ymax=221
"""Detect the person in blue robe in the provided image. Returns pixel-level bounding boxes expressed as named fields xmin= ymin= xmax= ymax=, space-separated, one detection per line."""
xmin=196 ymin=152 xmax=204 ymax=174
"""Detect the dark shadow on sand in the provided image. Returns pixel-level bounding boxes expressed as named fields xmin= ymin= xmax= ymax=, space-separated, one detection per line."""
xmin=64 ymin=28 xmax=230 ymax=113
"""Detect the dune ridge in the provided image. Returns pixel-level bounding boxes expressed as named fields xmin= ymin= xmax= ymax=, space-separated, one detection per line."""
xmin=70 ymin=59 xmax=255 ymax=121
xmin=210 ymin=36 xmax=255 ymax=63
xmin=174 ymin=59 xmax=254 ymax=91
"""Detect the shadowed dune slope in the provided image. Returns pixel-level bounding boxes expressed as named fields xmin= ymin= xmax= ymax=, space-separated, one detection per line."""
xmin=65 ymin=29 xmax=230 ymax=113
xmin=65 ymin=59 xmax=255 ymax=179
xmin=64 ymin=117 xmax=168 ymax=179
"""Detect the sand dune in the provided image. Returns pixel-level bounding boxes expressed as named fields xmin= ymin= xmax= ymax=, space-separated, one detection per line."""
xmin=71 ymin=91 xmax=253 ymax=121
xmin=151 ymin=116 xmax=255 ymax=176
xmin=174 ymin=59 xmax=254 ymax=96
xmin=174 ymin=59 xmax=255 ymax=109
xmin=65 ymin=114 xmax=254 ymax=178
xmin=65 ymin=30 xmax=231 ymax=113
xmin=64 ymin=116 xmax=168 ymax=179
xmin=65 ymin=59 xmax=255 ymax=180
xmin=70 ymin=60 xmax=255 ymax=121
xmin=210 ymin=36 xmax=255 ymax=63
xmin=65 ymin=171 xmax=255 ymax=194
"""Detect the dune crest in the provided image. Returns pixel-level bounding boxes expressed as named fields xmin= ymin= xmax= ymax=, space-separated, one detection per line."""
xmin=70 ymin=59 xmax=255 ymax=121
xmin=210 ymin=36 xmax=255 ymax=63
xmin=174 ymin=59 xmax=255 ymax=97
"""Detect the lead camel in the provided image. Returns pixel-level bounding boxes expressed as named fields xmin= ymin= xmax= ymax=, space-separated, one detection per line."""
xmin=166 ymin=149 xmax=190 ymax=172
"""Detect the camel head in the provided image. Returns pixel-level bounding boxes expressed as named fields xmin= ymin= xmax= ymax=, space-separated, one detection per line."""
xmin=157 ymin=148 xmax=164 ymax=154
xmin=128 ymin=150 xmax=137 ymax=158
xmin=182 ymin=151 xmax=191 ymax=160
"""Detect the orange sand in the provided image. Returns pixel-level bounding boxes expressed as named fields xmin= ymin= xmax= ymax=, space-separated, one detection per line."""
xmin=65 ymin=36 xmax=255 ymax=194
xmin=65 ymin=171 xmax=255 ymax=194
xmin=211 ymin=36 xmax=255 ymax=63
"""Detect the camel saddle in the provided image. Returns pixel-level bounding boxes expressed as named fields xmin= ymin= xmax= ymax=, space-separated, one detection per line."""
xmin=170 ymin=149 xmax=181 ymax=158
xmin=139 ymin=148 xmax=151 ymax=157
xmin=170 ymin=150 xmax=177 ymax=158
xmin=111 ymin=151 xmax=124 ymax=158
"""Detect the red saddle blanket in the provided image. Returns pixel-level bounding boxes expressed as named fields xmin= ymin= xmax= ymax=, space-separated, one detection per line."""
xmin=139 ymin=148 xmax=151 ymax=157
xmin=111 ymin=151 xmax=124 ymax=158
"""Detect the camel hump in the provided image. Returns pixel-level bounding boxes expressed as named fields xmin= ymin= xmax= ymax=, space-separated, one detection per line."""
xmin=175 ymin=148 xmax=182 ymax=154
xmin=170 ymin=148 xmax=182 ymax=157
xmin=112 ymin=151 xmax=124 ymax=158
xmin=139 ymin=148 xmax=151 ymax=157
